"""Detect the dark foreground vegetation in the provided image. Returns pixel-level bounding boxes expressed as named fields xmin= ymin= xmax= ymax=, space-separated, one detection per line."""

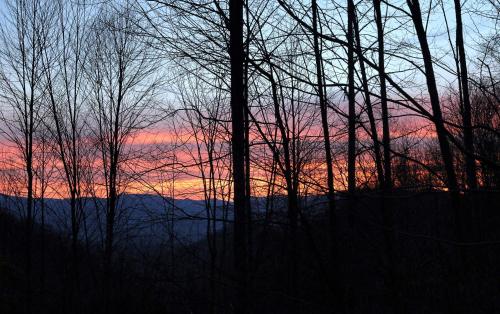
xmin=1 ymin=190 xmax=499 ymax=314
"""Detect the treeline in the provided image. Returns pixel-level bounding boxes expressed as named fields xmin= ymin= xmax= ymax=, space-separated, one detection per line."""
xmin=0 ymin=0 xmax=498 ymax=313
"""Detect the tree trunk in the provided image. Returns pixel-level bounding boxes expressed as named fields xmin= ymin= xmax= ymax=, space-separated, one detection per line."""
xmin=104 ymin=158 xmax=118 ymax=314
xmin=229 ymin=0 xmax=248 ymax=312
xmin=347 ymin=0 xmax=357 ymax=193
xmin=25 ymin=155 xmax=33 ymax=314
xmin=407 ymin=1 xmax=464 ymax=312
xmin=25 ymin=96 xmax=35 ymax=314
xmin=311 ymin=0 xmax=339 ymax=300
xmin=373 ymin=2 xmax=400 ymax=311
xmin=453 ymin=0 xmax=477 ymax=190
xmin=268 ymin=67 xmax=299 ymax=300
xmin=353 ymin=10 xmax=385 ymax=188
xmin=407 ymin=0 xmax=458 ymax=192
xmin=373 ymin=0 xmax=393 ymax=190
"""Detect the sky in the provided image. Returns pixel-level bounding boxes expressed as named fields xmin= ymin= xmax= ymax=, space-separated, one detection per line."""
xmin=0 ymin=0 xmax=497 ymax=200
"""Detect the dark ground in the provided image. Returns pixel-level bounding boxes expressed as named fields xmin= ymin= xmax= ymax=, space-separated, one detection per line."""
xmin=1 ymin=190 xmax=499 ymax=313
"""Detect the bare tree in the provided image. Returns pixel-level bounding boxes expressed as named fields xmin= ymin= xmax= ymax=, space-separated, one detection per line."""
xmin=0 ymin=0 xmax=51 ymax=311
xmin=86 ymin=5 xmax=160 ymax=312
xmin=176 ymin=74 xmax=233 ymax=314
xmin=40 ymin=1 xmax=93 ymax=307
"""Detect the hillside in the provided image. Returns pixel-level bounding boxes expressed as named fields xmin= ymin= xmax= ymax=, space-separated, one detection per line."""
xmin=1 ymin=191 xmax=499 ymax=313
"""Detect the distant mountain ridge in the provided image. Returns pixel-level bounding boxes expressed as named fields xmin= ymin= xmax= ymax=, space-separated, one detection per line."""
xmin=0 ymin=192 xmax=330 ymax=249
xmin=0 ymin=193 xmax=227 ymax=246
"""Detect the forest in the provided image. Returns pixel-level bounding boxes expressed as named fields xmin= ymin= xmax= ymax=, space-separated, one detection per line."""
xmin=0 ymin=0 xmax=498 ymax=313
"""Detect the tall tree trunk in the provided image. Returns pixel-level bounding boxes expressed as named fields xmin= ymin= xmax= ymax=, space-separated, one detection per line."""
xmin=243 ymin=4 xmax=253 ymax=273
xmin=40 ymin=190 xmax=46 ymax=311
xmin=374 ymin=0 xmax=393 ymax=189
xmin=347 ymin=0 xmax=357 ymax=193
xmin=104 ymin=179 xmax=116 ymax=314
xmin=104 ymin=148 xmax=118 ymax=314
xmin=311 ymin=0 xmax=338 ymax=298
xmin=25 ymin=90 xmax=35 ymax=314
xmin=229 ymin=0 xmax=248 ymax=312
xmin=345 ymin=2 xmax=358 ymax=310
xmin=71 ymin=135 xmax=81 ymax=305
xmin=70 ymin=191 xmax=79 ymax=311
xmin=25 ymin=153 xmax=33 ymax=314
xmin=372 ymin=2 xmax=400 ymax=311
xmin=453 ymin=0 xmax=477 ymax=190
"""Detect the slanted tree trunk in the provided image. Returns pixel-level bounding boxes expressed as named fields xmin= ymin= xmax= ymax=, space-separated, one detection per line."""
xmin=407 ymin=1 xmax=465 ymax=312
xmin=453 ymin=0 xmax=477 ymax=190
xmin=406 ymin=0 xmax=458 ymax=193
xmin=373 ymin=0 xmax=393 ymax=190
xmin=353 ymin=10 xmax=385 ymax=188
xmin=407 ymin=0 xmax=462 ymax=241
